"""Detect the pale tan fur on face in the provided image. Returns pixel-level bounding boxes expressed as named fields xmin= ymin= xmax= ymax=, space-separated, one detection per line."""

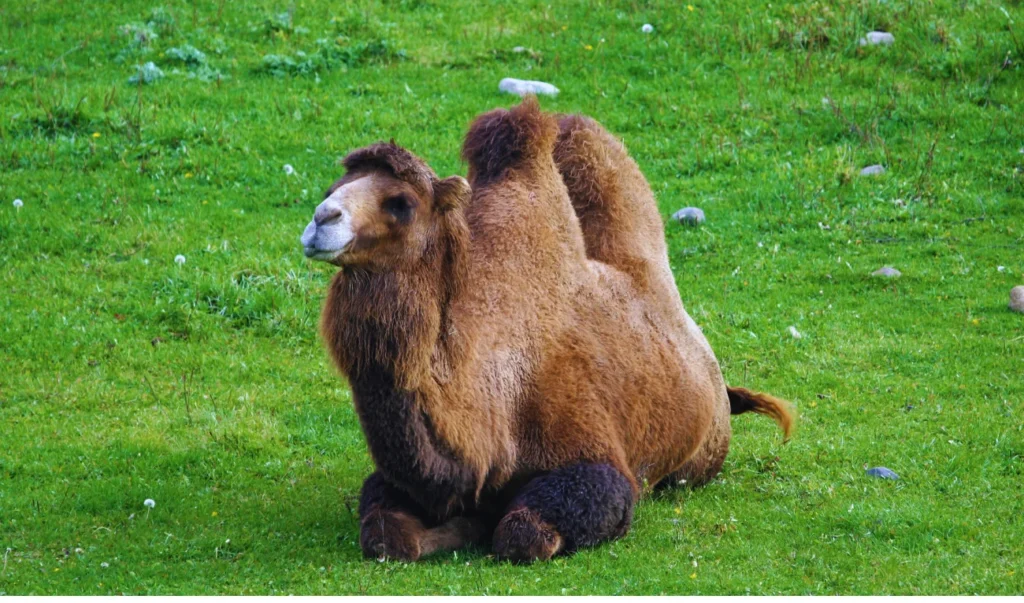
xmin=302 ymin=171 xmax=432 ymax=268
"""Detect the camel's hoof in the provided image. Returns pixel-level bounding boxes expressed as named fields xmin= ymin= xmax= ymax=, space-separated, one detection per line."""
xmin=492 ymin=508 xmax=562 ymax=563
xmin=360 ymin=509 xmax=425 ymax=562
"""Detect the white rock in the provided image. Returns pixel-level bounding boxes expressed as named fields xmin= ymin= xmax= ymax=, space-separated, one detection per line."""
xmin=788 ymin=326 xmax=803 ymax=339
xmin=1010 ymin=286 xmax=1024 ymax=313
xmin=872 ymin=266 xmax=901 ymax=278
xmin=673 ymin=207 xmax=705 ymax=225
xmin=860 ymin=164 xmax=885 ymax=176
xmin=641 ymin=24 xmax=654 ymax=34
xmin=499 ymin=78 xmax=559 ymax=97
xmin=12 ymin=198 xmax=23 ymax=208
xmin=174 ymin=254 xmax=186 ymax=266
xmin=859 ymin=31 xmax=895 ymax=46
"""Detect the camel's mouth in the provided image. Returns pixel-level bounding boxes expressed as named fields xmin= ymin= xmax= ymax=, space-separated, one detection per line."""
xmin=303 ymin=245 xmax=347 ymax=262
xmin=301 ymin=211 xmax=355 ymax=264
xmin=301 ymin=236 xmax=352 ymax=263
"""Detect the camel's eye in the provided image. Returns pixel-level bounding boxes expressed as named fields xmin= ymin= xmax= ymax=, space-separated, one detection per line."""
xmin=382 ymin=194 xmax=415 ymax=225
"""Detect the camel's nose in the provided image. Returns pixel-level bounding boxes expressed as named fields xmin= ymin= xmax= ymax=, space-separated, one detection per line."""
xmin=314 ymin=198 xmax=343 ymax=226
xmin=301 ymin=193 xmax=355 ymax=263
xmin=300 ymin=220 xmax=317 ymax=253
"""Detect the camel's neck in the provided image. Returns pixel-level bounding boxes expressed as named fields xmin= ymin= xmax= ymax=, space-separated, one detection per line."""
xmin=323 ymin=260 xmax=443 ymax=389
xmin=321 ymin=213 xmax=469 ymax=389
xmin=319 ymin=217 xmax=477 ymax=515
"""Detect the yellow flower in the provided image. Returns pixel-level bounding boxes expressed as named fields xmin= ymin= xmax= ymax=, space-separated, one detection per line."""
xmin=690 ymin=572 xmax=697 ymax=579
xmin=561 ymin=25 xmax=567 ymax=31
xmin=211 ymin=511 xmax=218 ymax=516
xmin=92 ymin=132 xmax=101 ymax=138
xmin=185 ymin=172 xmax=193 ymax=179
xmin=584 ymin=44 xmax=593 ymax=51
xmin=674 ymin=506 xmax=682 ymax=515
xmin=687 ymin=4 xmax=695 ymax=10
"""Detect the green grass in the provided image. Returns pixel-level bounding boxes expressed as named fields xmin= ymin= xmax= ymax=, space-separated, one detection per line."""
xmin=2 ymin=0 xmax=1023 ymax=595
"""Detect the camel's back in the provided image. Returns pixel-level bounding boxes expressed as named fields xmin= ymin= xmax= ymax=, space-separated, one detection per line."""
xmin=551 ymin=115 xmax=731 ymax=481
xmin=457 ymin=99 xmax=728 ymax=487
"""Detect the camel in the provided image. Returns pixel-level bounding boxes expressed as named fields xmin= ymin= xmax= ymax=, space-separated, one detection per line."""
xmin=300 ymin=97 xmax=793 ymax=562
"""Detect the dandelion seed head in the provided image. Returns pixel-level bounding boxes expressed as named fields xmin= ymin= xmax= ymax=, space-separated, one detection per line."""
xmin=174 ymin=255 xmax=186 ymax=266
xmin=641 ymin=24 xmax=654 ymax=33
xmin=13 ymin=199 xmax=23 ymax=208
xmin=283 ymin=164 xmax=295 ymax=175
xmin=144 ymin=498 xmax=156 ymax=508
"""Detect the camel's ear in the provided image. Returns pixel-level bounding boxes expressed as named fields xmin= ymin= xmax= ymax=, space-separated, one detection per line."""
xmin=433 ymin=175 xmax=471 ymax=212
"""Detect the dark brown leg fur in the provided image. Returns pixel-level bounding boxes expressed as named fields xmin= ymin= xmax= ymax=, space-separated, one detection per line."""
xmin=492 ymin=508 xmax=563 ymax=563
xmin=493 ymin=462 xmax=634 ymax=563
xmin=358 ymin=472 xmax=486 ymax=561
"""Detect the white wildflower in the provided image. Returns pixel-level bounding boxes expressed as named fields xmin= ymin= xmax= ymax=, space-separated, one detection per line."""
xmin=144 ymin=498 xmax=156 ymax=508
xmin=12 ymin=199 xmax=23 ymax=208
xmin=641 ymin=24 xmax=654 ymax=33
xmin=283 ymin=164 xmax=295 ymax=176
xmin=174 ymin=255 xmax=186 ymax=266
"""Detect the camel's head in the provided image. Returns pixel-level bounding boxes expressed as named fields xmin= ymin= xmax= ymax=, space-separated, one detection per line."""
xmin=301 ymin=143 xmax=470 ymax=268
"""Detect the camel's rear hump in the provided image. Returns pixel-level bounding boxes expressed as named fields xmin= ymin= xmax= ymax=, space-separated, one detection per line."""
xmin=552 ymin=116 xmax=677 ymax=298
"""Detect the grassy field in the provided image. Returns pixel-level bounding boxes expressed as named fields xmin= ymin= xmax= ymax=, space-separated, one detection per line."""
xmin=2 ymin=0 xmax=1023 ymax=595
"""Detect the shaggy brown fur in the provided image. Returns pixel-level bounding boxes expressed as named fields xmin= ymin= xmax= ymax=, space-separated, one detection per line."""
xmin=310 ymin=97 xmax=793 ymax=562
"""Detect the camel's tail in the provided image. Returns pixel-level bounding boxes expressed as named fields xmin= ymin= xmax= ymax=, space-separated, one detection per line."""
xmin=727 ymin=387 xmax=795 ymax=442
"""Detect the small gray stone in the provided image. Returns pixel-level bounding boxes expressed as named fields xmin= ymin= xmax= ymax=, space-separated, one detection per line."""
xmin=872 ymin=266 xmax=901 ymax=278
xmin=1010 ymin=286 xmax=1024 ymax=313
xmin=499 ymin=78 xmax=559 ymax=97
xmin=860 ymin=164 xmax=886 ymax=176
xmin=866 ymin=466 xmax=899 ymax=480
xmin=859 ymin=31 xmax=895 ymax=46
xmin=672 ymin=207 xmax=705 ymax=225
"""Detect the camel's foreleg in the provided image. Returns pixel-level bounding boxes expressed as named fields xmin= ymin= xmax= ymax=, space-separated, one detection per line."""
xmin=358 ymin=472 xmax=486 ymax=561
xmin=492 ymin=462 xmax=634 ymax=562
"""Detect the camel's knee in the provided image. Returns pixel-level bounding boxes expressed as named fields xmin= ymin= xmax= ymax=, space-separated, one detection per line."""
xmin=493 ymin=507 xmax=563 ymax=563
xmin=360 ymin=508 xmax=427 ymax=561
xmin=493 ymin=462 xmax=634 ymax=562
